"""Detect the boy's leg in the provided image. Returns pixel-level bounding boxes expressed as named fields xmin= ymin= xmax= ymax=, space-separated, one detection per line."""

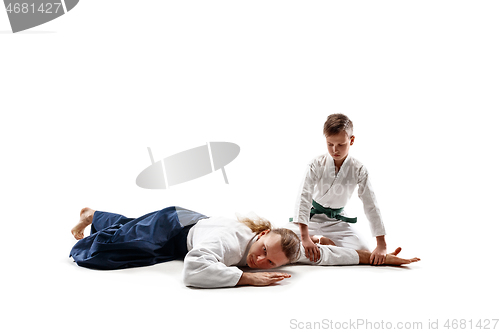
xmin=284 ymin=215 xmax=370 ymax=250
xmin=313 ymin=214 xmax=370 ymax=251
xmin=283 ymin=220 xmax=322 ymax=239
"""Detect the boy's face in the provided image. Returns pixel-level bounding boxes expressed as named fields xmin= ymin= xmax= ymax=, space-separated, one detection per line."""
xmin=326 ymin=132 xmax=355 ymax=164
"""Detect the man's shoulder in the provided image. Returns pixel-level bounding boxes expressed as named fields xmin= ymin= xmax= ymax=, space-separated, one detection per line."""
xmin=195 ymin=216 xmax=254 ymax=238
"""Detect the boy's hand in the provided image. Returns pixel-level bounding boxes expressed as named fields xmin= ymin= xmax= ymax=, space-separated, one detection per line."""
xmin=370 ymin=246 xmax=387 ymax=265
xmin=302 ymin=237 xmax=321 ymax=262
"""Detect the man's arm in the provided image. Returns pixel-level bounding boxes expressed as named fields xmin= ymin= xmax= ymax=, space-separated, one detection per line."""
xmin=183 ymin=248 xmax=243 ymax=288
xmin=294 ymin=243 xmax=360 ymax=266
xmin=357 ymin=247 xmax=420 ymax=266
xmin=308 ymin=237 xmax=419 ymax=266
xmin=237 ymin=272 xmax=291 ymax=286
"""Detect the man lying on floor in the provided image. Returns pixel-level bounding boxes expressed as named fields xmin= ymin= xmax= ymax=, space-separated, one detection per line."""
xmin=70 ymin=206 xmax=420 ymax=288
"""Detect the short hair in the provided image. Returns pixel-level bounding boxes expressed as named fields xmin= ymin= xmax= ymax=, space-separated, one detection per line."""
xmin=323 ymin=113 xmax=353 ymax=138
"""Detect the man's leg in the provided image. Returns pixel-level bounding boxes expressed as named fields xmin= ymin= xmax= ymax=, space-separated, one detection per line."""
xmin=71 ymin=208 xmax=96 ymax=240
xmin=71 ymin=207 xmax=134 ymax=240
xmin=69 ymin=206 xmax=206 ymax=270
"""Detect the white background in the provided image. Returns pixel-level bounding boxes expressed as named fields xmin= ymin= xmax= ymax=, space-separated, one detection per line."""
xmin=1 ymin=1 xmax=499 ymax=332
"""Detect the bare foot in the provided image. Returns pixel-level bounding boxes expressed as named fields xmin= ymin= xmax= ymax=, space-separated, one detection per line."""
xmin=71 ymin=207 xmax=95 ymax=240
xmin=311 ymin=235 xmax=321 ymax=244
xmin=319 ymin=237 xmax=336 ymax=246
xmin=385 ymin=247 xmax=420 ymax=266
xmin=311 ymin=235 xmax=336 ymax=246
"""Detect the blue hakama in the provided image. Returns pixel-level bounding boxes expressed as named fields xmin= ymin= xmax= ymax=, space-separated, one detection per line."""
xmin=69 ymin=206 xmax=207 ymax=270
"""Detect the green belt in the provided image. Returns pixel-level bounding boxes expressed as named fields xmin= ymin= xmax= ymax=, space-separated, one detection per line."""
xmin=310 ymin=200 xmax=357 ymax=223
xmin=289 ymin=200 xmax=357 ymax=223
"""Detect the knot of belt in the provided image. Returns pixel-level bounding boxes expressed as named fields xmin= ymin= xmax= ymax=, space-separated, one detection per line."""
xmin=310 ymin=200 xmax=357 ymax=223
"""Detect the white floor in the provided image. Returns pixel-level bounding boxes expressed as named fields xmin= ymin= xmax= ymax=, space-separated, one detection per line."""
xmin=4 ymin=210 xmax=497 ymax=333
xmin=2 ymin=2 xmax=500 ymax=332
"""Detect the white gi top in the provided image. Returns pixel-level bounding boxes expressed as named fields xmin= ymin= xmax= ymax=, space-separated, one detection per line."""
xmin=183 ymin=216 xmax=256 ymax=288
xmin=183 ymin=215 xmax=361 ymax=288
xmin=293 ymin=154 xmax=386 ymax=237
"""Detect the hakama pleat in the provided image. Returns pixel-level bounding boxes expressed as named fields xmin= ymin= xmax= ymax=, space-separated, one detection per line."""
xmin=69 ymin=206 xmax=206 ymax=270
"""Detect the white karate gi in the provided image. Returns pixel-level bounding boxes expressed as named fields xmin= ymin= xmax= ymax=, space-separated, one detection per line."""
xmin=183 ymin=216 xmax=255 ymax=288
xmin=183 ymin=216 xmax=360 ymax=288
xmin=287 ymin=154 xmax=386 ymax=251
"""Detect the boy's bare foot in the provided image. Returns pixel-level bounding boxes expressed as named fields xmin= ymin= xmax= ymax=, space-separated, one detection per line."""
xmin=385 ymin=247 xmax=420 ymax=266
xmin=71 ymin=207 xmax=95 ymax=240
xmin=311 ymin=235 xmax=336 ymax=246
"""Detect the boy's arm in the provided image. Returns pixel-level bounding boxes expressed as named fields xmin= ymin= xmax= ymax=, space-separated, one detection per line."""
xmin=293 ymin=160 xmax=318 ymax=226
xmin=370 ymin=235 xmax=387 ymax=265
xmin=299 ymin=223 xmax=321 ymax=262
xmin=357 ymin=166 xmax=387 ymax=264
xmin=357 ymin=167 xmax=386 ymax=237
xmin=293 ymin=158 xmax=322 ymax=262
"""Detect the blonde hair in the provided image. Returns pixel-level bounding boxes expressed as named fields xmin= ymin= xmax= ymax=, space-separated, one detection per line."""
xmin=237 ymin=215 xmax=272 ymax=233
xmin=237 ymin=215 xmax=301 ymax=263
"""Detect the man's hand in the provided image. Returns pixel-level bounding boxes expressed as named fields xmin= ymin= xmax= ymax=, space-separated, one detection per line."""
xmin=302 ymin=237 xmax=321 ymax=262
xmin=370 ymin=246 xmax=387 ymax=265
xmin=237 ymin=272 xmax=291 ymax=286
xmin=385 ymin=247 xmax=420 ymax=265
xmin=357 ymin=247 xmax=420 ymax=266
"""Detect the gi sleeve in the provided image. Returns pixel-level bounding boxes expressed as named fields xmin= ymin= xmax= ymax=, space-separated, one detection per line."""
xmin=294 ymin=244 xmax=359 ymax=265
xmin=293 ymin=158 xmax=320 ymax=226
xmin=357 ymin=165 xmax=386 ymax=237
xmin=182 ymin=242 xmax=243 ymax=288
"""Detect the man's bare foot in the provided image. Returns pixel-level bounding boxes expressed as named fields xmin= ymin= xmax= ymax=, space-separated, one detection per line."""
xmin=311 ymin=235 xmax=336 ymax=246
xmin=71 ymin=207 xmax=95 ymax=240
xmin=385 ymin=247 xmax=420 ymax=266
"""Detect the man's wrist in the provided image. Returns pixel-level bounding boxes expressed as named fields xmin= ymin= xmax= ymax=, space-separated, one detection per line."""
xmin=237 ymin=272 xmax=253 ymax=286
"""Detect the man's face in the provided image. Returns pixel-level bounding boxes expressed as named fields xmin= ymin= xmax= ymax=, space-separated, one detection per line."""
xmin=247 ymin=230 xmax=289 ymax=269
xmin=326 ymin=132 xmax=354 ymax=164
